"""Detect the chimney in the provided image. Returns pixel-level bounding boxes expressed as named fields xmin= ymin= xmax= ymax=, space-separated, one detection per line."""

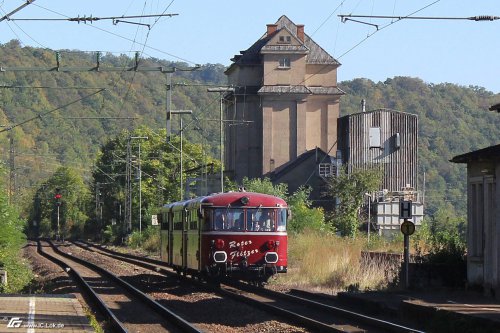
xmin=361 ymin=99 xmax=366 ymax=112
xmin=267 ymin=24 xmax=278 ymax=36
xmin=296 ymin=24 xmax=305 ymax=42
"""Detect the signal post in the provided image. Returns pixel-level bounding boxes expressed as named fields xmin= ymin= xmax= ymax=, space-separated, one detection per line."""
xmin=400 ymin=200 xmax=415 ymax=289
xmin=55 ymin=188 xmax=62 ymax=241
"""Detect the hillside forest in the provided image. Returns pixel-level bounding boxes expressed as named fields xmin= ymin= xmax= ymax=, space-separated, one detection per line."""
xmin=1 ymin=40 xmax=500 ymax=234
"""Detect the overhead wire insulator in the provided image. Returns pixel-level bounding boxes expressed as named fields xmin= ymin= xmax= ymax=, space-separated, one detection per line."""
xmin=470 ymin=15 xmax=500 ymax=21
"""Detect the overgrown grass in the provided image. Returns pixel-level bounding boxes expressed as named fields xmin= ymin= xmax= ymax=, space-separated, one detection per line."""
xmin=272 ymin=230 xmax=401 ymax=293
xmin=126 ymin=225 xmax=441 ymax=294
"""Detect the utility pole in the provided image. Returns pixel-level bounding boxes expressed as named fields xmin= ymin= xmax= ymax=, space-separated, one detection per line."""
xmin=207 ymin=87 xmax=235 ymax=193
xmin=166 ymin=73 xmax=173 ymax=142
xmin=129 ymin=136 xmax=148 ymax=239
xmin=8 ymin=136 xmax=15 ymax=205
xmin=125 ymin=138 xmax=132 ymax=238
xmin=168 ymin=110 xmax=192 ymax=200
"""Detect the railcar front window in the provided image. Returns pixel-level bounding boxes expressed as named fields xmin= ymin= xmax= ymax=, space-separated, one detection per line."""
xmin=277 ymin=208 xmax=287 ymax=231
xmin=213 ymin=208 xmax=244 ymax=231
xmin=246 ymin=208 xmax=275 ymax=232
xmin=211 ymin=208 xmax=279 ymax=232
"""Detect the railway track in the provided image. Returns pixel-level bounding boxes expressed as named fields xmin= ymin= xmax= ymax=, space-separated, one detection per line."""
xmin=37 ymin=239 xmax=202 ymax=333
xmin=71 ymin=240 xmax=425 ymax=333
xmin=221 ymin=281 xmax=424 ymax=333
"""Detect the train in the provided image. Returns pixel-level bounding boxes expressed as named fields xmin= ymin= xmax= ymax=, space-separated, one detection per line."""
xmin=158 ymin=191 xmax=289 ymax=283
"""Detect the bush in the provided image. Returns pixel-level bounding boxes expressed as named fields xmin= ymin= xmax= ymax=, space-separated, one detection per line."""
xmin=414 ymin=211 xmax=466 ymax=265
xmin=127 ymin=227 xmax=160 ymax=253
xmin=0 ymin=192 xmax=32 ymax=293
xmin=142 ymin=227 xmax=160 ymax=253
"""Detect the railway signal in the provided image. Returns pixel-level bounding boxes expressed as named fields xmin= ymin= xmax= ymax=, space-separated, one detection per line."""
xmin=54 ymin=188 xmax=62 ymax=206
xmin=54 ymin=188 xmax=62 ymax=241
xmin=400 ymin=200 xmax=414 ymax=289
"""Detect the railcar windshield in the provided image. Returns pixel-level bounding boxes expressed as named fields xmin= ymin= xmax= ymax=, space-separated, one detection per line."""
xmin=208 ymin=207 xmax=286 ymax=232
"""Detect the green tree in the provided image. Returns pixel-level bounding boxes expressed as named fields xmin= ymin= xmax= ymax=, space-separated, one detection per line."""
xmin=93 ymin=126 xmax=219 ymax=241
xmin=325 ymin=166 xmax=383 ymax=237
xmin=414 ymin=203 xmax=466 ymax=264
xmin=28 ymin=166 xmax=91 ymax=239
xmin=0 ymin=167 xmax=32 ymax=292
xmin=241 ymin=177 xmax=327 ymax=233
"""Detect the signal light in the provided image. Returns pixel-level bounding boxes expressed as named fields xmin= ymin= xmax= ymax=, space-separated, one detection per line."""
xmin=266 ymin=240 xmax=275 ymax=250
xmin=54 ymin=188 xmax=62 ymax=206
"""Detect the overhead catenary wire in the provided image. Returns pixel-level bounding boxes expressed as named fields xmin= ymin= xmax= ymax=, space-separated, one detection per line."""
xmin=0 ymin=0 xmax=35 ymax=22
xmin=28 ymin=2 xmax=197 ymax=66
xmin=0 ymin=88 xmax=106 ymax=133
xmin=339 ymin=14 xmax=500 ymax=22
xmin=7 ymin=13 xmax=179 ymax=23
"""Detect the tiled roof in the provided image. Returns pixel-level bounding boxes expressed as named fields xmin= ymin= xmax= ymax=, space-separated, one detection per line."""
xmin=261 ymin=44 xmax=309 ymax=53
xmin=258 ymin=85 xmax=311 ymax=94
xmin=308 ymin=86 xmax=345 ymax=95
xmin=229 ymin=15 xmax=340 ymax=67
xmin=276 ymin=15 xmax=339 ymax=65
xmin=258 ymin=85 xmax=344 ymax=96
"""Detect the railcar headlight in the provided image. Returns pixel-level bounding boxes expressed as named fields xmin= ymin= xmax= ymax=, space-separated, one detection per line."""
xmin=215 ymin=238 xmax=225 ymax=250
xmin=266 ymin=240 xmax=275 ymax=250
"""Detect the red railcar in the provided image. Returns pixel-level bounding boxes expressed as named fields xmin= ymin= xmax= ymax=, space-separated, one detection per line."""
xmin=159 ymin=191 xmax=288 ymax=283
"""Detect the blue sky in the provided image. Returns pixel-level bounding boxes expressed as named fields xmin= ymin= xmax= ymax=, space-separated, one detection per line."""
xmin=2 ymin=0 xmax=500 ymax=93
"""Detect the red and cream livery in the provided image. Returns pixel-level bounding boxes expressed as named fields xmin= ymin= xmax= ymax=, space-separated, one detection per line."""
xmin=159 ymin=191 xmax=288 ymax=283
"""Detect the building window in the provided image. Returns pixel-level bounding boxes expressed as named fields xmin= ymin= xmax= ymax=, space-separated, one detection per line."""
xmin=278 ymin=57 xmax=291 ymax=68
xmin=319 ymin=163 xmax=336 ymax=177
xmin=278 ymin=35 xmax=291 ymax=44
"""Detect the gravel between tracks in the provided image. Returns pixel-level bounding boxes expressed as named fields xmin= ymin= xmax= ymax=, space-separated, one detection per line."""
xmin=27 ymin=241 xmax=309 ymax=333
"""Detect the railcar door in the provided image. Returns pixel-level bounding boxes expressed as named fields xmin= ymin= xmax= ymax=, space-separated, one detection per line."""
xmin=171 ymin=209 xmax=183 ymax=268
xmin=185 ymin=209 xmax=200 ymax=271
xmin=168 ymin=210 xmax=174 ymax=264
xmin=159 ymin=211 xmax=168 ymax=262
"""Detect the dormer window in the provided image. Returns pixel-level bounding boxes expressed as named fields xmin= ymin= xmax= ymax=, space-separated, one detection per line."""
xmin=278 ymin=57 xmax=291 ymax=68
xmin=278 ymin=35 xmax=291 ymax=44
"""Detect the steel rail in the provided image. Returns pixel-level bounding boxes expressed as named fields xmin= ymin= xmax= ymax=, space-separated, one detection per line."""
xmin=228 ymin=281 xmax=425 ymax=333
xmin=76 ymin=241 xmax=419 ymax=332
xmin=46 ymin=240 xmax=202 ymax=333
xmin=37 ymin=240 xmax=128 ymax=333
